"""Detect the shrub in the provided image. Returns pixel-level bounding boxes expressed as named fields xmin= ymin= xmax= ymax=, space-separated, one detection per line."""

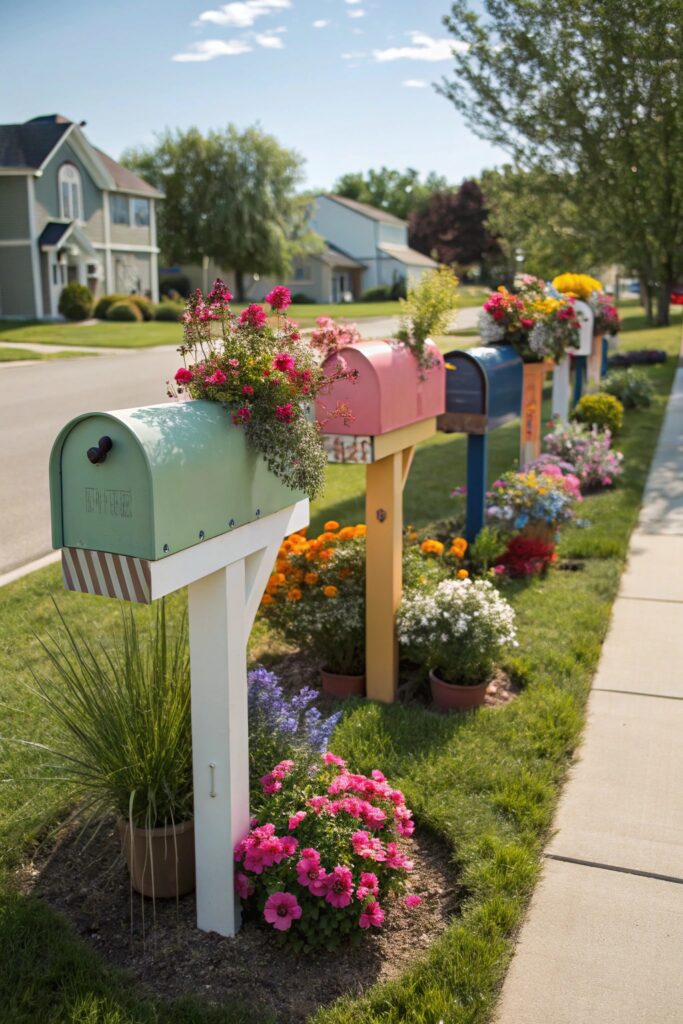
xmin=129 ymin=294 xmax=153 ymax=321
xmin=390 ymin=277 xmax=407 ymax=300
xmin=160 ymin=274 xmax=191 ymax=298
xmin=58 ymin=282 xmax=92 ymax=321
xmin=235 ymin=753 xmax=417 ymax=950
xmin=600 ymin=368 xmax=654 ymax=410
xmin=608 ymin=349 xmax=667 ymax=368
xmin=543 ymin=421 xmax=624 ymax=491
xmin=362 ymin=285 xmax=392 ymax=302
xmin=247 ymin=667 xmax=341 ymax=796
xmin=467 ymin=526 xmax=508 ymax=573
xmin=290 ymin=292 xmax=316 ymax=304
xmin=398 ymin=578 xmax=517 ymax=686
xmin=94 ymin=293 xmax=125 ymax=319
xmin=397 ymin=266 xmax=460 ymax=369
xmin=573 ymin=392 xmax=624 ymax=434
xmin=107 ymin=300 xmax=143 ymax=322
xmin=25 ymin=601 xmax=192 ymax=830
xmin=153 ymin=301 xmax=183 ymax=321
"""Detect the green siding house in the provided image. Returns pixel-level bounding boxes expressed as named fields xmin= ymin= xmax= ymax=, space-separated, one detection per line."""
xmin=0 ymin=114 xmax=163 ymax=319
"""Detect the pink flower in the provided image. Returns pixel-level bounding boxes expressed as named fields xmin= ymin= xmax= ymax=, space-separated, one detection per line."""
xmin=323 ymin=752 xmax=347 ymax=768
xmin=206 ymin=369 xmax=227 ymax=386
xmin=291 ymin=331 xmax=301 ymax=341
xmin=280 ymin=836 xmax=299 ymax=858
xmin=300 ymin=848 xmax=320 ymax=863
xmin=308 ymin=795 xmax=330 ymax=814
xmin=175 ymin=367 xmax=193 ymax=383
xmin=207 ymin=279 xmax=233 ymax=304
xmin=273 ymin=352 xmax=296 ymax=373
xmin=232 ymin=406 xmax=252 ymax=425
xmin=263 ymin=891 xmax=302 ymax=931
xmin=288 ymin=811 xmax=307 ymax=830
xmin=239 ymin=304 xmax=267 ymax=329
xmin=242 ymin=384 xmax=254 ymax=396
xmin=325 ymin=865 xmax=354 ymax=908
xmin=359 ymin=901 xmax=384 ymax=929
xmin=234 ymin=872 xmax=254 ymax=900
xmin=404 ymin=894 xmax=422 ymax=909
xmin=260 ymin=773 xmax=282 ymax=795
xmin=296 ymin=855 xmax=328 ymax=896
xmin=265 ymin=285 xmax=292 ymax=311
xmin=271 ymin=759 xmax=294 ymax=780
xmin=520 ymin=318 xmax=534 ymax=329
xmin=275 ymin=403 xmax=295 ymax=424
xmin=360 ymin=872 xmax=379 ymax=895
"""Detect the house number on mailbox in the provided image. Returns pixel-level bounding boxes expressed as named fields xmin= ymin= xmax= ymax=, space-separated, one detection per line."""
xmin=85 ymin=487 xmax=133 ymax=518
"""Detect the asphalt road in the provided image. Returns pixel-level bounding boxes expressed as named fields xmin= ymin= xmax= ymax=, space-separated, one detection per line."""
xmin=0 ymin=309 xmax=479 ymax=576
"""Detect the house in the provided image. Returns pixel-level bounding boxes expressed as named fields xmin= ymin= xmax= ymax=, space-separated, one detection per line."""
xmin=169 ymin=193 xmax=437 ymax=304
xmin=0 ymin=114 xmax=163 ymax=318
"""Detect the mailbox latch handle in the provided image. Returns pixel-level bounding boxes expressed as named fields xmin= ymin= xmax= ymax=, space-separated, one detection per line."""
xmin=87 ymin=436 xmax=113 ymax=465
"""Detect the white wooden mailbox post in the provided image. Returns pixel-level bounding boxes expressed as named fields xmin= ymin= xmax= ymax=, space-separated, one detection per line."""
xmin=50 ymin=400 xmax=309 ymax=937
xmin=551 ymin=299 xmax=594 ymax=422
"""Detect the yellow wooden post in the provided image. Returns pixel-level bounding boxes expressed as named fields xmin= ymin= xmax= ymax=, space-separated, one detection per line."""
xmin=365 ymin=450 xmax=404 ymax=703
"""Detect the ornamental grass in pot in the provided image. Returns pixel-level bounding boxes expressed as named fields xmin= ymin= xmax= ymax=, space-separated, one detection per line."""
xmin=27 ymin=600 xmax=194 ymax=898
xmin=397 ymin=578 xmax=517 ymax=711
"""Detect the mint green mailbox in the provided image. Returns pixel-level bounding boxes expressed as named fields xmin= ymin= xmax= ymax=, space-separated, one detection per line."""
xmin=50 ymin=400 xmax=306 ymax=562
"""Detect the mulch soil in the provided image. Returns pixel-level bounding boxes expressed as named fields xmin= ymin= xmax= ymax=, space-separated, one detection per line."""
xmin=19 ymin=823 xmax=458 ymax=1023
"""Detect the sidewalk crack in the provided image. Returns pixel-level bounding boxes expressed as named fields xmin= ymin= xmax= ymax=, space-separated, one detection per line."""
xmin=546 ymin=853 xmax=683 ymax=885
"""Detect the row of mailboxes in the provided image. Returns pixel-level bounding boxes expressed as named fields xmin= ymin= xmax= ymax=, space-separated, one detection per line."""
xmin=438 ymin=345 xmax=523 ymax=435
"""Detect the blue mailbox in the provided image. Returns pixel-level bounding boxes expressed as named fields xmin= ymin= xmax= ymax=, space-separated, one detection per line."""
xmin=437 ymin=346 xmax=523 ymax=540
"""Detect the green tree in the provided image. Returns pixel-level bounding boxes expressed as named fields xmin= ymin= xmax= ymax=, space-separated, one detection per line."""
xmin=441 ymin=0 xmax=683 ymax=324
xmin=122 ymin=125 xmax=322 ymax=300
xmin=333 ymin=167 xmax=450 ymax=220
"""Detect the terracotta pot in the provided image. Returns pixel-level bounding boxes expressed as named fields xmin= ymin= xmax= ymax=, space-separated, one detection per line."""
xmin=429 ymin=669 xmax=488 ymax=712
xmin=520 ymin=522 xmax=557 ymax=545
xmin=320 ymin=669 xmax=366 ymax=699
xmin=117 ymin=818 xmax=195 ymax=898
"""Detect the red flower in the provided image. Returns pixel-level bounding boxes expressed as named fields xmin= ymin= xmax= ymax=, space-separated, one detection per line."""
xmin=232 ymin=406 xmax=252 ymax=425
xmin=273 ymin=352 xmax=296 ymax=373
xmin=239 ymin=304 xmax=268 ymax=329
xmin=275 ymin=403 xmax=295 ymax=424
xmin=242 ymin=385 xmax=254 ymax=396
xmin=206 ymin=369 xmax=227 ymax=386
xmin=207 ymin=278 xmax=233 ymax=304
xmin=175 ymin=367 xmax=192 ymax=383
xmin=265 ymin=285 xmax=292 ymax=311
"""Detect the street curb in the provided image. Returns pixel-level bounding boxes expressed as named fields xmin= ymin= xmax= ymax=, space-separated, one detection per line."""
xmin=0 ymin=550 xmax=61 ymax=588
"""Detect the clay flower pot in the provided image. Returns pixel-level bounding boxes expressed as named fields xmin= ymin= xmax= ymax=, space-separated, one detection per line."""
xmin=320 ymin=669 xmax=366 ymax=699
xmin=429 ymin=669 xmax=488 ymax=712
xmin=117 ymin=818 xmax=195 ymax=898
xmin=520 ymin=522 xmax=557 ymax=546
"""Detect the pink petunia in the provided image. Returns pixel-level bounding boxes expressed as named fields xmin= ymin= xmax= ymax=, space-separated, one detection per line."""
xmin=296 ymin=855 xmax=328 ymax=897
xmin=325 ymin=865 xmax=354 ymax=908
xmin=239 ymin=304 xmax=268 ymax=329
xmin=175 ymin=367 xmax=192 ymax=383
xmin=404 ymin=894 xmax=422 ymax=909
xmin=323 ymin=752 xmax=347 ymax=768
xmin=263 ymin=891 xmax=302 ymax=931
xmin=205 ymin=369 xmax=227 ymax=386
xmin=288 ymin=811 xmax=307 ymax=831
xmin=234 ymin=872 xmax=254 ymax=900
xmin=265 ymin=285 xmax=292 ymax=311
xmin=279 ymin=835 xmax=299 ymax=858
xmin=273 ymin=352 xmax=295 ymax=373
xmin=360 ymin=872 xmax=379 ymax=895
xmin=359 ymin=901 xmax=385 ymax=929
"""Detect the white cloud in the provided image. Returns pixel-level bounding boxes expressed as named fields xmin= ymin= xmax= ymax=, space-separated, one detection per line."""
xmin=173 ymin=38 xmax=253 ymax=61
xmin=312 ymin=19 xmax=329 ymax=28
xmin=348 ymin=8 xmax=365 ymax=17
xmin=198 ymin=0 xmax=290 ymax=28
xmin=373 ymin=31 xmax=467 ymax=62
xmin=403 ymin=78 xmax=428 ymax=87
xmin=253 ymin=31 xmax=284 ymax=47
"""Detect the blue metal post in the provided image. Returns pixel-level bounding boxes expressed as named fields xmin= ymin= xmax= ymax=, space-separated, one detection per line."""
xmin=466 ymin=432 xmax=488 ymax=542
xmin=573 ymin=355 xmax=587 ymax=406
xmin=601 ymin=336 xmax=609 ymax=377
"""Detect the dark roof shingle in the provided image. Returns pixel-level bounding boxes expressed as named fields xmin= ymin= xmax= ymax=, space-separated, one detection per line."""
xmin=0 ymin=121 xmax=71 ymax=170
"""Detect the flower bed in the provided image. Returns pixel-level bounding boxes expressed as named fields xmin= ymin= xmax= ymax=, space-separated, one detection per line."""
xmin=542 ymin=421 xmax=624 ymax=491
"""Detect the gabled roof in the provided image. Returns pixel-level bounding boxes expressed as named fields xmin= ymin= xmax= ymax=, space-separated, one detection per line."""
xmin=320 ymin=193 xmax=407 ymax=227
xmin=378 ymin=242 xmax=439 ymax=269
xmin=39 ymin=221 xmax=96 ymax=255
xmin=319 ymin=242 xmax=366 ymax=270
xmin=0 ymin=115 xmax=163 ymax=198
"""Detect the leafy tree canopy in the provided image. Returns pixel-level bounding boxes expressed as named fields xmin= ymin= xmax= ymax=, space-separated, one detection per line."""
xmin=333 ymin=166 xmax=450 ymax=220
xmin=122 ymin=125 xmax=322 ymax=299
xmin=409 ymin=179 xmax=501 ymax=271
xmin=441 ymin=0 xmax=683 ymax=324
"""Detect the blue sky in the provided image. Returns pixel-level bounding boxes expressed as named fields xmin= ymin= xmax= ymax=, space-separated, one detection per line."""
xmin=2 ymin=0 xmax=507 ymax=189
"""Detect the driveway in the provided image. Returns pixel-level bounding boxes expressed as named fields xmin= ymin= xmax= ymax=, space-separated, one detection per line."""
xmin=0 ymin=306 xmax=480 ymax=576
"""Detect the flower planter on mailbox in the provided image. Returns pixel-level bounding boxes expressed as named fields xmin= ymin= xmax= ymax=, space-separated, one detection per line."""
xmin=437 ymin=345 xmax=523 ymax=540
xmin=49 ymin=398 xmax=309 ymax=941
xmin=316 ymin=339 xmax=445 ymax=704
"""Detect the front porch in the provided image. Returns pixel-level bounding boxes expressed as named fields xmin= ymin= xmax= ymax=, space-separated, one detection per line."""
xmin=38 ymin=221 xmax=103 ymax=318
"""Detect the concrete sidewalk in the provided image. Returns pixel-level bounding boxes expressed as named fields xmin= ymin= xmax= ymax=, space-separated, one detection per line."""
xmin=495 ymin=365 xmax=683 ymax=1024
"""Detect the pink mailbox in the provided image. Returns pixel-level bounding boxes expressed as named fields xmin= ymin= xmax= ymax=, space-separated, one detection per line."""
xmin=316 ymin=339 xmax=445 ymax=441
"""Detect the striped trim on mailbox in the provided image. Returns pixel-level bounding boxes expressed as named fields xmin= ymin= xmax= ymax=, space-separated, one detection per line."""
xmin=62 ymin=547 xmax=152 ymax=604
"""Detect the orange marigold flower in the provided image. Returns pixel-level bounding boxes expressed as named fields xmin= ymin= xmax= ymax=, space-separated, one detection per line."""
xmin=305 ymin=551 xmax=318 ymax=562
xmin=421 ymin=539 xmax=445 ymax=556
xmin=304 ymin=572 xmax=319 ymax=585
xmin=354 ymin=524 xmax=367 ymax=536
xmin=324 ymin=520 xmax=340 ymax=532
xmin=319 ymin=532 xmax=338 ymax=544
xmin=323 ymin=585 xmax=339 ymax=598
xmin=291 ymin=568 xmax=304 ymax=582
xmin=338 ymin=526 xmax=356 ymax=541
xmin=457 ymin=569 xmax=469 ymax=579
xmin=287 ymin=587 xmax=303 ymax=602
xmin=318 ymin=549 xmax=332 ymax=561
xmin=274 ymin=572 xmax=286 ymax=584
xmin=451 ymin=537 xmax=468 ymax=553
xmin=338 ymin=567 xmax=352 ymax=579
xmin=276 ymin=559 xmax=289 ymax=573
xmin=261 ymin=593 xmax=274 ymax=606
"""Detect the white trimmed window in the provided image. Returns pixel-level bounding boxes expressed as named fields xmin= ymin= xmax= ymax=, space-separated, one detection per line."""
xmin=58 ymin=162 xmax=82 ymax=220
xmin=111 ymin=194 xmax=130 ymax=225
xmin=133 ymin=198 xmax=150 ymax=226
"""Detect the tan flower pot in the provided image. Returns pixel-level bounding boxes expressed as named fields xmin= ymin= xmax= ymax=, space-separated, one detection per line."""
xmin=117 ymin=818 xmax=195 ymax=898
xmin=320 ymin=669 xmax=366 ymax=699
xmin=429 ymin=669 xmax=488 ymax=712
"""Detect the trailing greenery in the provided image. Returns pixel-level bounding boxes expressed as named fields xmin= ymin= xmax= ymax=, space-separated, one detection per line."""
xmin=0 ymin=305 xmax=679 ymax=1023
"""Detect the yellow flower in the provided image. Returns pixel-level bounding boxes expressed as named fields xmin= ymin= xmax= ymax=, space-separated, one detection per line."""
xmin=457 ymin=568 xmax=469 ymax=579
xmin=354 ymin=524 xmax=367 ymax=536
xmin=324 ymin=520 xmax=340 ymax=532
xmin=552 ymin=273 xmax=603 ymax=300
xmin=286 ymin=587 xmax=303 ymax=602
xmin=323 ymin=585 xmax=339 ymax=598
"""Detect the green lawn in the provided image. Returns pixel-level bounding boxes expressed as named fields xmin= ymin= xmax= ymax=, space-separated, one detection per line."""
xmin=0 ymin=346 xmax=95 ymax=363
xmin=0 ymin=304 xmax=679 ymax=1023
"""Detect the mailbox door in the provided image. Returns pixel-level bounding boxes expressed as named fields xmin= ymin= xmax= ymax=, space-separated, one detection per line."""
xmin=485 ymin=346 xmax=523 ymax=429
xmin=57 ymin=415 xmax=154 ymax=558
